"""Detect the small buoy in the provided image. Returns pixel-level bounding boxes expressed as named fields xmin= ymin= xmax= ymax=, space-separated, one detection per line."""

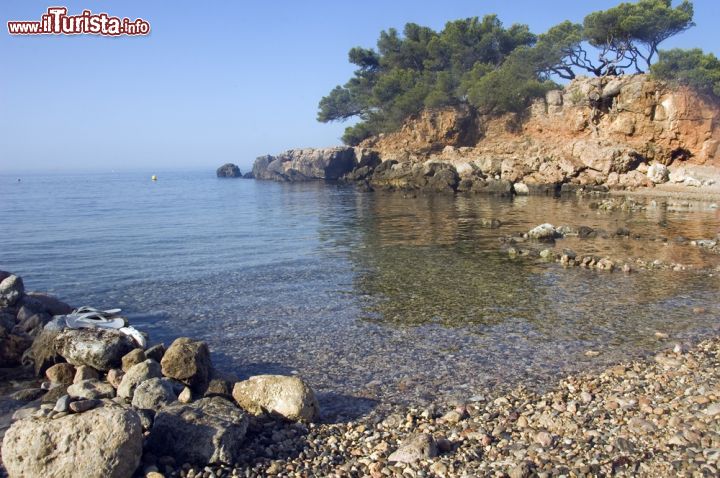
xmin=151 ymin=175 xmax=157 ymax=181
xmin=17 ymin=178 xmax=21 ymax=182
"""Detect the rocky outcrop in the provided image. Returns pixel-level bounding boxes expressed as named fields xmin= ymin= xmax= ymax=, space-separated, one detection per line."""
xmin=232 ymin=374 xmax=320 ymax=422
xmin=2 ymin=403 xmax=143 ymax=478
xmin=145 ymin=396 xmax=248 ymax=465
xmin=216 ymin=163 xmax=242 ymax=178
xmin=252 ymin=147 xmax=358 ymax=181
xmin=356 ymin=75 xmax=720 ymax=193
xmin=255 ymin=75 xmax=719 ymax=194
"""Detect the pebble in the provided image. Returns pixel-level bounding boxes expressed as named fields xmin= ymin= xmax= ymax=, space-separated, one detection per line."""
xmin=53 ymin=395 xmax=71 ymax=413
xmin=178 ymin=387 xmax=192 ymax=404
xmin=170 ymin=336 xmax=720 ymax=478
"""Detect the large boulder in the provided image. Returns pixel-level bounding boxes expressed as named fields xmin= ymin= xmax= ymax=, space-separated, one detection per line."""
xmin=216 ymin=163 xmax=242 ymax=178
xmin=55 ymin=328 xmax=136 ymax=371
xmin=1 ymin=403 xmax=143 ymax=478
xmin=145 ymin=396 xmax=248 ymax=465
xmin=160 ymin=337 xmax=211 ymax=391
xmin=232 ymin=375 xmax=320 ymax=422
xmin=0 ymin=275 xmax=24 ymax=307
xmin=117 ymin=359 xmax=162 ymax=399
xmin=252 ymin=147 xmax=357 ymax=181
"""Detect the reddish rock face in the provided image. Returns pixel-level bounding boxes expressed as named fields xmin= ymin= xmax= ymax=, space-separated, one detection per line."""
xmin=359 ymin=74 xmax=720 ymax=189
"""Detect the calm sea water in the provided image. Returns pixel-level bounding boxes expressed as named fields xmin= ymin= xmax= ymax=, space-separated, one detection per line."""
xmin=1 ymin=171 xmax=719 ymax=420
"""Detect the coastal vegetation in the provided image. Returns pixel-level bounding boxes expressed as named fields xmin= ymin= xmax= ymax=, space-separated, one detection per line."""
xmin=316 ymin=0 xmax=719 ymax=145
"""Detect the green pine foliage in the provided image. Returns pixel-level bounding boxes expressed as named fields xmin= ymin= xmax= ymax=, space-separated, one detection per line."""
xmin=651 ymin=48 xmax=720 ymax=97
xmin=319 ymin=2 xmax=700 ymax=145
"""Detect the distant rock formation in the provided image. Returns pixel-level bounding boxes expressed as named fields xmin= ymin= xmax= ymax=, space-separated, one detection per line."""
xmin=252 ymin=147 xmax=357 ymax=181
xmin=216 ymin=163 xmax=242 ymax=178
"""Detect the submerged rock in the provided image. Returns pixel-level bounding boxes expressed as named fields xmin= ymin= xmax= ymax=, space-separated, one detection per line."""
xmin=2 ymin=403 xmax=142 ymax=478
xmin=232 ymin=374 xmax=320 ymax=422
xmin=145 ymin=396 xmax=248 ymax=465
xmin=527 ymin=223 xmax=559 ymax=242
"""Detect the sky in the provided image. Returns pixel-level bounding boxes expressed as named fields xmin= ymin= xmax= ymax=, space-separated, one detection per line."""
xmin=1 ymin=1 xmax=718 ymax=173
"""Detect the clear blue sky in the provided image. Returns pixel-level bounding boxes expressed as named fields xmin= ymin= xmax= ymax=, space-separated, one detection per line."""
xmin=2 ymin=1 xmax=718 ymax=173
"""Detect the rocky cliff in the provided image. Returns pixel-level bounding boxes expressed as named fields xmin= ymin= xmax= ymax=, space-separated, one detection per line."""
xmin=253 ymin=74 xmax=720 ymax=194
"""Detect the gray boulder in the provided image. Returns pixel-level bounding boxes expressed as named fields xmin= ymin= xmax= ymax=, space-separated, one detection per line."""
xmin=145 ymin=396 xmax=248 ymax=465
xmin=0 ymin=275 xmax=24 ymax=307
xmin=160 ymin=337 xmax=211 ymax=391
xmin=232 ymin=374 xmax=319 ymax=422
xmin=131 ymin=377 xmax=177 ymax=410
xmin=2 ymin=403 xmax=142 ymax=478
xmin=117 ymin=359 xmax=162 ymax=399
xmin=55 ymin=328 xmax=136 ymax=371
xmin=252 ymin=147 xmax=357 ymax=181
xmin=216 ymin=163 xmax=242 ymax=178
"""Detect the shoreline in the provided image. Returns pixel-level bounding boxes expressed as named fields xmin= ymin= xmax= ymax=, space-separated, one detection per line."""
xmin=221 ymin=335 xmax=720 ymax=478
xmin=609 ymin=184 xmax=720 ymax=203
xmin=1 ymin=270 xmax=719 ymax=476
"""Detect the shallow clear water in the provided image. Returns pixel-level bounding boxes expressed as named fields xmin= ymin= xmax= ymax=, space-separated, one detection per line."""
xmin=1 ymin=172 xmax=719 ymax=420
